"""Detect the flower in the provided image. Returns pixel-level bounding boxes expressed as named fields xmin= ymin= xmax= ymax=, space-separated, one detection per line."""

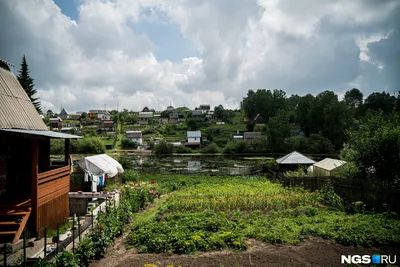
xmin=144 ymin=264 xmax=156 ymax=267
xmin=151 ymin=180 xmax=157 ymax=184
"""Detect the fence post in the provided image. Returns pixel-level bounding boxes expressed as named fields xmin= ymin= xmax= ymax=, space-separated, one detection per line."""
xmin=22 ymin=230 xmax=26 ymax=267
xmin=78 ymin=215 xmax=81 ymax=243
xmin=72 ymin=215 xmax=75 ymax=253
xmin=91 ymin=210 xmax=94 ymax=228
xmin=44 ymin=226 xmax=47 ymax=258
xmin=56 ymin=222 xmax=60 ymax=255
xmin=3 ymin=244 xmax=6 ymax=267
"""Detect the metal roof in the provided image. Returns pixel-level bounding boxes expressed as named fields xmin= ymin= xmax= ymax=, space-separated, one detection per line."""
xmin=187 ymin=131 xmax=201 ymax=137
xmin=0 ymin=60 xmax=48 ymax=130
xmin=0 ymin=128 xmax=82 ymax=139
xmin=243 ymin=132 xmax=262 ymax=139
xmin=276 ymin=151 xmax=316 ymax=165
xmin=313 ymin=158 xmax=346 ymax=171
xmin=125 ymin=131 xmax=142 ymax=138
xmin=138 ymin=112 xmax=154 ymax=118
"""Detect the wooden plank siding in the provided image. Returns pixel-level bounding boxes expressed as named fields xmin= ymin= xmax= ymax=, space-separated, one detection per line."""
xmin=37 ymin=193 xmax=69 ymax=235
xmin=36 ymin=166 xmax=70 ymax=234
xmin=37 ymin=166 xmax=70 ymax=207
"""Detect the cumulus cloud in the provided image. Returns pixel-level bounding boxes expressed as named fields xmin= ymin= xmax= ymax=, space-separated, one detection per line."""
xmin=0 ymin=0 xmax=399 ymax=113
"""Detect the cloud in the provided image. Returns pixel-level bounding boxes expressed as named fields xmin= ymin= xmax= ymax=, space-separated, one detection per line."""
xmin=0 ymin=0 xmax=399 ymax=113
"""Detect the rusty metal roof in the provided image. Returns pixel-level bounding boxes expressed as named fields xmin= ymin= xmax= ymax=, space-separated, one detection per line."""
xmin=0 ymin=59 xmax=48 ymax=130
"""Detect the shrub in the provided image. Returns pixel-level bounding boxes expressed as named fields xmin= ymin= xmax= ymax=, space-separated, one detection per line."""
xmin=116 ymin=155 xmax=133 ymax=170
xmin=264 ymin=159 xmax=279 ymax=172
xmin=174 ymin=146 xmax=193 ymax=154
xmin=153 ymin=140 xmax=174 ymax=155
xmin=122 ymin=169 xmax=139 ymax=183
xmin=74 ymin=238 xmax=95 ymax=267
xmin=200 ymin=143 xmax=220 ymax=154
xmin=121 ymin=138 xmax=138 ymax=149
xmin=55 ymin=251 xmax=79 ymax=267
xmin=71 ymin=138 xmax=106 ymax=154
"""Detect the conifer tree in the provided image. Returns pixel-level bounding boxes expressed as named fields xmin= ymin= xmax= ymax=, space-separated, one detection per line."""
xmin=17 ymin=55 xmax=41 ymax=113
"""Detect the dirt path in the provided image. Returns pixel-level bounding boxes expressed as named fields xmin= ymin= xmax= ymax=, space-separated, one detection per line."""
xmin=90 ymin=236 xmax=400 ymax=267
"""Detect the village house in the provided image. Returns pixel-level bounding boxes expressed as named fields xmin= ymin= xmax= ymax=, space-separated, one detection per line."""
xmin=101 ymin=120 xmax=115 ymax=132
xmin=166 ymin=106 xmax=175 ymax=112
xmin=185 ymin=131 xmax=202 ymax=147
xmin=191 ymin=110 xmax=204 ymax=119
xmin=59 ymin=108 xmax=69 ymax=120
xmin=138 ymin=112 xmax=154 ymax=125
xmin=69 ymin=112 xmax=83 ymax=120
xmin=49 ymin=117 xmax=62 ymax=130
xmin=88 ymin=110 xmax=111 ymax=121
xmin=45 ymin=109 xmax=54 ymax=118
xmin=0 ymin=58 xmax=81 ymax=243
xmin=125 ymin=131 xmax=143 ymax=145
xmin=199 ymin=104 xmax=211 ymax=113
xmin=243 ymin=132 xmax=262 ymax=141
xmin=169 ymin=111 xmax=180 ymax=123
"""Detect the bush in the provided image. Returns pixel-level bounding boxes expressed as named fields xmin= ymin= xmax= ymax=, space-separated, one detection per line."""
xmin=74 ymin=238 xmax=95 ymax=267
xmin=116 ymin=155 xmax=133 ymax=170
xmin=55 ymin=251 xmax=79 ymax=267
xmin=121 ymin=138 xmax=138 ymax=149
xmin=50 ymin=138 xmax=106 ymax=154
xmin=200 ymin=143 xmax=220 ymax=154
xmin=174 ymin=146 xmax=193 ymax=153
xmin=122 ymin=169 xmax=139 ymax=183
xmin=153 ymin=140 xmax=174 ymax=155
xmin=264 ymin=159 xmax=279 ymax=172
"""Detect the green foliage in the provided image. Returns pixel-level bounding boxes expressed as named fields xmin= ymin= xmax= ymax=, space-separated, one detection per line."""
xmin=343 ymin=111 xmax=400 ymax=187
xmin=317 ymin=182 xmax=345 ymax=211
xmin=50 ymin=138 xmax=106 ymax=154
xmin=32 ymin=258 xmax=54 ymax=267
xmin=17 ymin=55 xmax=41 ymax=113
xmin=174 ymin=145 xmax=193 ymax=153
xmin=122 ymin=169 xmax=139 ymax=183
xmin=264 ymin=159 xmax=279 ymax=172
xmin=55 ymin=251 xmax=79 ymax=267
xmin=128 ymin=175 xmax=400 ymax=253
xmin=74 ymin=238 xmax=95 ymax=267
xmin=121 ymin=138 xmax=138 ymax=149
xmin=246 ymin=121 xmax=255 ymax=132
xmin=116 ymin=155 xmax=133 ymax=170
xmin=153 ymin=140 xmax=174 ymax=155
xmin=200 ymin=143 xmax=220 ymax=154
xmin=242 ymin=89 xmax=286 ymax=122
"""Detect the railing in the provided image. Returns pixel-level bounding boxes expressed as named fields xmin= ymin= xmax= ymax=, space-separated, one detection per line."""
xmin=37 ymin=166 xmax=70 ymax=207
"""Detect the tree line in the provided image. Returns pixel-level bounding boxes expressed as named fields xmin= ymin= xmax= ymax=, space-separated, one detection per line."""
xmin=241 ymin=88 xmax=400 ymax=151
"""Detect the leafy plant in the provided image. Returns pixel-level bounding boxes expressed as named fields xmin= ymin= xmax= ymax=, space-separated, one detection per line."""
xmin=55 ymin=251 xmax=79 ymax=267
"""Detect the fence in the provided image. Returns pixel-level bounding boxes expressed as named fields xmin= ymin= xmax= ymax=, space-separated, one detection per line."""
xmin=1 ymin=194 xmax=118 ymax=266
xmin=268 ymin=170 xmax=400 ymax=213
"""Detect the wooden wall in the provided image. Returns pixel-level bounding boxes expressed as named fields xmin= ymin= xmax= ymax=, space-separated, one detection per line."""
xmin=37 ymin=193 xmax=69 ymax=235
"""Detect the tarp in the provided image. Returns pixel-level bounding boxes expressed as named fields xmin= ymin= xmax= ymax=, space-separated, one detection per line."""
xmin=78 ymin=154 xmax=124 ymax=178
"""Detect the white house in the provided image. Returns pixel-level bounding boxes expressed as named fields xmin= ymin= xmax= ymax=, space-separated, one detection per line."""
xmin=186 ymin=131 xmax=201 ymax=147
xmin=125 ymin=131 xmax=143 ymax=145
xmin=138 ymin=112 xmax=154 ymax=125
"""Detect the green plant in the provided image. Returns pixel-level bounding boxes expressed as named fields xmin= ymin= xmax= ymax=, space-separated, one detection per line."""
xmin=55 ymin=251 xmax=79 ymax=267
xmin=153 ymin=140 xmax=174 ymax=155
xmin=200 ymin=143 xmax=220 ymax=154
xmin=174 ymin=146 xmax=193 ymax=153
xmin=121 ymin=138 xmax=138 ymax=149
xmin=122 ymin=169 xmax=139 ymax=183
xmin=75 ymin=235 xmax=95 ymax=266
xmin=32 ymin=258 xmax=54 ymax=267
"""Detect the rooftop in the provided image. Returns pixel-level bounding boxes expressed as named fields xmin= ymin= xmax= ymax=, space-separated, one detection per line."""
xmin=276 ymin=151 xmax=316 ymax=165
xmin=313 ymin=158 xmax=346 ymax=171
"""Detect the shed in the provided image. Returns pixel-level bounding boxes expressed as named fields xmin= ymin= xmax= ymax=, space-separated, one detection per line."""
xmin=125 ymin=131 xmax=143 ymax=144
xmin=243 ymin=132 xmax=261 ymax=141
xmin=0 ymin=58 xmax=81 ymax=242
xmin=311 ymin=158 xmax=347 ymax=176
xmin=276 ymin=151 xmax=316 ymax=165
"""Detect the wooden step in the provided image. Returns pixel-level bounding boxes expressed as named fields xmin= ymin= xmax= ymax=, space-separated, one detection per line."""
xmin=0 ymin=211 xmax=29 ymax=216
xmin=0 ymin=221 xmax=19 ymax=226
xmin=0 ymin=231 xmax=17 ymax=235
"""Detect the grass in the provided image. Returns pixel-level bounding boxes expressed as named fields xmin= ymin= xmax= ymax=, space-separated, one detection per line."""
xmin=47 ymin=220 xmax=73 ymax=238
xmin=126 ymin=174 xmax=400 ymax=254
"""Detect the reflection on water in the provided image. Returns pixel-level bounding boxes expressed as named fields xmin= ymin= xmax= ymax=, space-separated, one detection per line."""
xmin=128 ymin=155 xmax=272 ymax=175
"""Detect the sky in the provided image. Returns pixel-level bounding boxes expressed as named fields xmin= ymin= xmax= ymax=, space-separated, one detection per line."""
xmin=0 ymin=0 xmax=399 ymax=113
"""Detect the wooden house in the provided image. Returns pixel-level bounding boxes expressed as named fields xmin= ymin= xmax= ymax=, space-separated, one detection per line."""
xmin=0 ymin=59 xmax=81 ymax=243
xmin=138 ymin=112 xmax=154 ymax=125
xmin=59 ymin=108 xmax=69 ymax=120
xmin=185 ymin=131 xmax=201 ymax=147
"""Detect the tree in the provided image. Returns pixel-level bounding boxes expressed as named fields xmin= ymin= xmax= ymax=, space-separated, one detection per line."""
xmin=266 ymin=110 xmax=290 ymax=152
xmin=246 ymin=121 xmax=255 ymax=132
xmin=343 ymin=111 xmax=400 ymax=189
xmin=17 ymin=55 xmax=41 ymax=113
xmin=344 ymin=88 xmax=364 ymax=108
xmin=142 ymin=107 xmax=150 ymax=112
xmin=362 ymin=91 xmax=396 ymax=116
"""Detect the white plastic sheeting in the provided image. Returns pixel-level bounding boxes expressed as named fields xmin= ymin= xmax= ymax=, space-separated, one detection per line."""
xmin=78 ymin=154 xmax=124 ymax=178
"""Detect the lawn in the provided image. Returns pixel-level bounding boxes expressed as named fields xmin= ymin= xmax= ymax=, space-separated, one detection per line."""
xmin=126 ymin=175 xmax=400 ymax=254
